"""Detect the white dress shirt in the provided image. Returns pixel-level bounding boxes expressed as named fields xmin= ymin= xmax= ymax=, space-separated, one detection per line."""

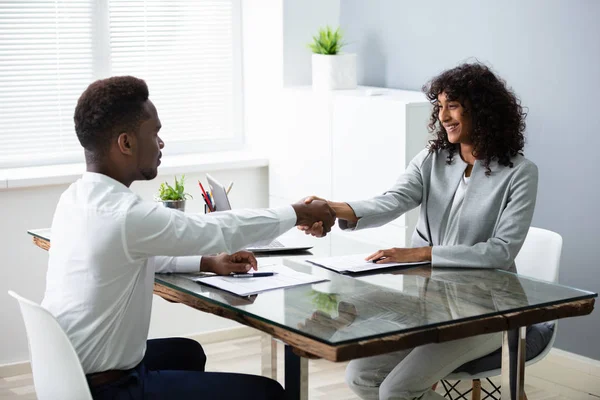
xmin=42 ymin=172 xmax=296 ymax=374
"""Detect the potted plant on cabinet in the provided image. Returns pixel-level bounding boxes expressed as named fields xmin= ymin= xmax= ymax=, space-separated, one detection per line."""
xmin=308 ymin=26 xmax=357 ymax=91
xmin=156 ymin=175 xmax=192 ymax=212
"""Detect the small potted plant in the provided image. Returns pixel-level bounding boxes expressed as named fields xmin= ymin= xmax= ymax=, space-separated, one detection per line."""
xmin=308 ymin=25 xmax=357 ymax=91
xmin=156 ymin=175 xmax=192 ymax=212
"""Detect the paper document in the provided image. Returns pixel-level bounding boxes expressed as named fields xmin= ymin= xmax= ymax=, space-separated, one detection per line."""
xmin=306 ymin=254 xmax=429 ymax=274
xmin=192 ymin=264 xmax=328 ymax=296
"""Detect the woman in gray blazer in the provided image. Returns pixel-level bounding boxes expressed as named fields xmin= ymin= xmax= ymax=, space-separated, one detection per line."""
xmin=301 ymin=62 xmax=538 ymax=400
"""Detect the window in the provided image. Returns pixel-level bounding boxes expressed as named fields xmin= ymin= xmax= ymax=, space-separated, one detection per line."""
xmin=0 ymin=0 xmax=242 ymax=168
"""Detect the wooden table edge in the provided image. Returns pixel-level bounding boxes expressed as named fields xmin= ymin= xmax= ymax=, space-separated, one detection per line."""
xmin=153 ymin=282 xmax=595 ymax=363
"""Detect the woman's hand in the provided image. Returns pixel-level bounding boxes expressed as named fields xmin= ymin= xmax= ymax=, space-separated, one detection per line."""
xmin=365 ymin=247 xmax=432 ymax=264
xmin=200 ymin=251 xmax=258 ymax=275
xmin=303 ymin=195 xmax=327 ymax=204
xmin=298 ymin=221 xmax=325 ymax=237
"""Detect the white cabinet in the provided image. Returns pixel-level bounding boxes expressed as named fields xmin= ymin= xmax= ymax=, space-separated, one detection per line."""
xmin=269 ymin=86 xmax=431 ymax=251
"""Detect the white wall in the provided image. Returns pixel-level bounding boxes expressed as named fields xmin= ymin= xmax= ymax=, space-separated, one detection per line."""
xmin=282 ymin=0 xmax=340 ymax=87
xmin=0 ymin=167 xmax=268 ymax=366
xmin=243 ymin=0 xmax=340 ymax=152
xmin=242 ymin=0 xmax=284 ymax=153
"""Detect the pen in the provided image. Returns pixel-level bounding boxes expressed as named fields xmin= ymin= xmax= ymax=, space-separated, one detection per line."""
xmin=226 ymin=181 xmax=234 ymax=195
xmin=231 ymin=272 xmax=276 ymax=278
xmin=202 ymin=193 xmax=213 ymax=211
xmin=198 ymin=180 xmax=213 ymax=211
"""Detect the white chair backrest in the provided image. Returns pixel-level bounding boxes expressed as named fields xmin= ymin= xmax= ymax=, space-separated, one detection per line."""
xmin=514 ymin=227 xmax=563 ymax=283
xmin=8 ymin=291 xmax=92 ymax=400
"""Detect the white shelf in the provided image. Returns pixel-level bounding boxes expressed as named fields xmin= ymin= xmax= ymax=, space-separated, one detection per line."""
xmin=283 ymin=85 xmax=430 ymax=103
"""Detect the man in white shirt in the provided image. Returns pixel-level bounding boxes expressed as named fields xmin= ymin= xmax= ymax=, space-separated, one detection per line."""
xmin=42 ymin=75 xmax=336 ymax=400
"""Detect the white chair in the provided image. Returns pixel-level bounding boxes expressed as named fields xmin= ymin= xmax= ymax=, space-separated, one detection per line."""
xmin=439 ymin=227 xmax=563 ymax=400
xmin=8 ymin=291 xmax=93 ymax=400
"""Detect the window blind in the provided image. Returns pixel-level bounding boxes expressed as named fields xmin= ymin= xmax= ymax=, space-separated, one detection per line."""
xmin=0 ymin=0 xmax=241 ymax=168
xmin=0 ymin=1 xmax=94 ymax=167
xmin=108 ymin=0 xmax=241 ymax=155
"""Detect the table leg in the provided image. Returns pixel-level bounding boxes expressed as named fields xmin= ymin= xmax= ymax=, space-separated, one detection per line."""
xmin=501 ymin=327 xmax=526 ymax=400
xmin=261 ymin=333 xmax=277 ymax=380
xmin=284 ymin=345 xmax=309 ymax=400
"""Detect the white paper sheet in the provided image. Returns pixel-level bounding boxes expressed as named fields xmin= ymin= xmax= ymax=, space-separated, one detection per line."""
xmin=192 ymin=264 xmax=328 ymax=296
xmin=306 ymin=254 xmax=429 ymax=274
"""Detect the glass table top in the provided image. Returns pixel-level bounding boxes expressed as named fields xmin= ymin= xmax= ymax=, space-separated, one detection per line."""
xmin=29 ymin=228 xmax=597 ymax=346
xmin=156 ymin=257 xmax=596 ymax=346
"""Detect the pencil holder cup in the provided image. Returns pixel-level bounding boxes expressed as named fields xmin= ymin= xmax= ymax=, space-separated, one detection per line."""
xmin=159 ymin=199 xmax=186 ymax=212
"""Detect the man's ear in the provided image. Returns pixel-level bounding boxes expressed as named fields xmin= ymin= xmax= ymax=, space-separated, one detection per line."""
xmin=117 ymin=132 xmax=135 ymax=155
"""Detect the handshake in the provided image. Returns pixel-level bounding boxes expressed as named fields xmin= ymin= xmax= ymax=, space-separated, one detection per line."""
xmin=291 ymin=196 xmax=336 ymax=237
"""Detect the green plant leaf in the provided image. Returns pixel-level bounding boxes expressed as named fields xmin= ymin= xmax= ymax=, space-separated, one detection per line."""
xmin=308 ymin=25 xmax=344 ymax=55
xmin=157 ymin=175 xmax=193 ymax=201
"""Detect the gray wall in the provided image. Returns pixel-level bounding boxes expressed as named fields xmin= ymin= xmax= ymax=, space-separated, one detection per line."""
xmin=340 ymin=0 xmax=600 ymax=360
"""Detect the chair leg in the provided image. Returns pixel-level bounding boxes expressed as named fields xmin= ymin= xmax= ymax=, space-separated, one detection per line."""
xmin=441 ymin=380 xmax=472 ymax=400
xmin=472 ymin=379 xmax=481 ymax=400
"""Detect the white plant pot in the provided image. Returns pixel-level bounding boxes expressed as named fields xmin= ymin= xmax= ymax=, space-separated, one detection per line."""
xmin=311 ymin=53 xmax=357 ymax=91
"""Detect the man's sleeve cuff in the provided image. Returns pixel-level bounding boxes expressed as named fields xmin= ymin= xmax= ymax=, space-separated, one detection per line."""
xmin=274 ymin=206 xmax=297 ymax=235
xmin=174 ymin=256 xmax=202 ymax=273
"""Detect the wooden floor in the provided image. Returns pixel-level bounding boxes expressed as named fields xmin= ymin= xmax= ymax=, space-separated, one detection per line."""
xmin=2 ymin=335 xmax=599 ymax=399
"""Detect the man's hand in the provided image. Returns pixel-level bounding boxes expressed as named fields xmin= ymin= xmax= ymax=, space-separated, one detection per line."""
xmin=291 ymin=199 xmax=336 ymax=237
xmin=297 ymin=195 xmax=359 ymax=237
xmin=297 ymin=196 xmax=328 ymax=237
xmin=365 ymin=247 xmax=432 ymax=264
xmin=200 ymin=251 xmax=258 ymax=275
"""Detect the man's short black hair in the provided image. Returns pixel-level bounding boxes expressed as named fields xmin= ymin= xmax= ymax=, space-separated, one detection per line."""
xmin=74 ymin=76 xmax=149 ymax=158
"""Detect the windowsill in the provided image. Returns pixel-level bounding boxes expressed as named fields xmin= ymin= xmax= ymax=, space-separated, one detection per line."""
xmin=0 ymin=150 xmax=269 ymax=190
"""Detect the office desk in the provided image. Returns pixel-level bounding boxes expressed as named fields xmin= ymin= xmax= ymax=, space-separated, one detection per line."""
xmin=28 ymin=229 xmax=596 ymax=400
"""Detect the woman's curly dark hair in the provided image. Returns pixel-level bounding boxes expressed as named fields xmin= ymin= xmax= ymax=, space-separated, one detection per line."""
xmin=422 ymin=62 xmax=526 ymax=176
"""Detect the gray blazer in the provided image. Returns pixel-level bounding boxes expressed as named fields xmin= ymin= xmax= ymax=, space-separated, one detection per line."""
xmin=341 ymin=148 xmax=538 ymax=272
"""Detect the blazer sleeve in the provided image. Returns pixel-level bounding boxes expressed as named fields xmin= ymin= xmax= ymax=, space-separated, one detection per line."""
xmin=432 ymin=161 xmax=539 ymax=269
xmin=338 ymin=149 xmax=428 ymax=231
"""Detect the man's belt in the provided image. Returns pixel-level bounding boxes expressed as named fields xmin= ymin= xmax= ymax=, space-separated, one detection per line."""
xmin=86 ymin=369 xmax=130 ymax=388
